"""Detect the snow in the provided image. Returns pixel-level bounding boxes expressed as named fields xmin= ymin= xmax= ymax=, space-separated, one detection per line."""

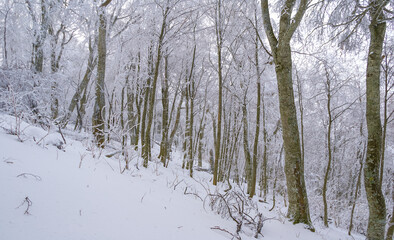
xmin=0 ymin=114 xmax=364 ymax=240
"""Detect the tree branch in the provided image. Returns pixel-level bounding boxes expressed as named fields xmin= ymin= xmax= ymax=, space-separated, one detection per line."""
xmin=260 ymin=0 xmax=278 ymax=53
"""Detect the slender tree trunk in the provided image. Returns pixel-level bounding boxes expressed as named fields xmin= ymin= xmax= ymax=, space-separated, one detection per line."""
xmin=188 ymin=81 xmax=194 ymax=177
xmin=3 ymin=8 xmax=9 ymax=68
xmin=364 ymin=1 xmax=387 ymax=239
xmin=380 ymin=45 xmax=390 ymax=187
xmin=75 ymin=84 xmax=88 ymax=131
xmin=242 ymin=100 xmax=252 ymax=193
xmin=250 ymin=29 xmax=261 ymax=197
xmin=296 ymin=70 xmax=305 ymax=182
xmin=120 ymin=85 xmax=130 ymax=170
xmin=143 ymin=6 xmax=168 ymax=167
xmin=349 ymin=141 xmax=365 ymax=235
xmin=140 ymin=45 xmax=154 ymax=156
xmin=262 ymin=74 xmax=268 ymax=200
xmin=262 ymin=100 xmax=268 ymax=200
xmin=65 ymin=36 xmax=97 ymax=125
xmin=92 ymin=6 xmax=107 ymax=148
xmin=130 ymin=52 xmax=141 ymax=149
xmin=213 ymin=0 xmax=223 ymax=185
xmin=160 ymin=54 xmax=169 ymax=166
xmin=126 ymin=75 xmax=135 ymax=145
xmin=323 ymin=67 xmax=333 ymax=227
xmin=197 ymin=123 xmax=204 ymax=168
xmin=196 ymin=85 xmax=208 ymax=168
xmin=166 ymin=91 xmax=184 ymax=167
xmin=187 ymin=45 xmax=196 ymax=177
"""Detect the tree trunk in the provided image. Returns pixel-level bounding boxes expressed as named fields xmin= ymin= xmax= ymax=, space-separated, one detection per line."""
xmin=276 ymin=43 xmax=311 ymax=225
xmin=32 ymin=0 xmax=48 ymax=73
xmin=250 ymin=26 xmax=261 ymax=198
xmin=213 ymin=0 xmax=223 ymax=186
xmin=349 ymin=141 xmax=365 ymax=236
xmin=323 ymin=67 xmax=333 ymax=227
xmin=187 ymin=45 xmax=196 ymax=177
xmin=261 ymin=0 xmax=313 ymax=228
xmin=143 ymin=6 xmax=168 ymax=167
xmin=160 ymin=54 xmax=170 ymax=166
xmin=92 ymin=7 xmax=107 ymax=148
xmin=64 ymin=36 xmax=97 ymax=126
xmin=380 ymin=44 xmax=391 ymax=188
xmin=2 ymin=8 xmax=9 ymax=68
xmin=364 ymin=1 xmax=387 ymax=239
xmin=242 ymin=101 xmax=252 ymax=193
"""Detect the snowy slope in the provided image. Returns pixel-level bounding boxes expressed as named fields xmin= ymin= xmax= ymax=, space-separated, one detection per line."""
xmin=0 ymin=114 xmax=364 ymax=240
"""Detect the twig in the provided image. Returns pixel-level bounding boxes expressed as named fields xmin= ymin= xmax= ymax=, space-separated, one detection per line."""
xmin=36 ymin=131 xmax=50 ymax=145
xmin=58 ymin=125 xmax=66 ymax=144
xmin=103 ymin=158 xmax=114 ymax=171
xmin=16 ymin=197 xmax=33 ymax=215
xmin=173 ymin=179 xmax=184 ymax=190
xmin=211 ymin=226 xmax=241 ymax=240
xmin=184 ymin=187 xmax=203 ymax=201
xmin=16 ymin=173 xmax=42 ymax=181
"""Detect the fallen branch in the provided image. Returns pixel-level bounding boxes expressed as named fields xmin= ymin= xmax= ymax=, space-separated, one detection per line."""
xmin=105 ymin=150 xmax=122 ymax=158
xmin=184 ymin=187 xmax=203 ymax=201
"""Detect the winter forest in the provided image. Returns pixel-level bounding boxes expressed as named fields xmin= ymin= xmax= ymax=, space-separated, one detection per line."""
xmin=0 ymin=0 xmax=393 ymax=239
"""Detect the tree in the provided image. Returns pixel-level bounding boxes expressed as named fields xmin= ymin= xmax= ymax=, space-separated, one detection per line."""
xmin=260 ymin=0 xmax=313 ymax=228
xmin=363 ymin=0 xmax=387 ymax=239
xmin=92 ymin=0 xmax=112 ymax=147
xmin=212 ymin=0 xmax=224 ymax=186
xmin=142 ymin=1 xmax=169 ymax=167
xmin=25 ymin=0 xmax=49 ymax=73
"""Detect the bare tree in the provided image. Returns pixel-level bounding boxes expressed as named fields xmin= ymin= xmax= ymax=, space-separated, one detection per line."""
xmin=364 ymin=0 xmax=387 ymax=239
xmin=92 ymin=0 xmax=112 ymax=147
xmin=260 ymin=0 xmax=313 ymax=228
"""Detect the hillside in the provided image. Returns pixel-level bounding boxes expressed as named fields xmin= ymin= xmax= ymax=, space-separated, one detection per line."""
xmin=0 ymin=114 xmax=365 ymax=240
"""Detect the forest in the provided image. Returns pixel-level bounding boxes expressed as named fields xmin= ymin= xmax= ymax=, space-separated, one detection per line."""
xmin=0 ymin=0 xmax=393 ymax=239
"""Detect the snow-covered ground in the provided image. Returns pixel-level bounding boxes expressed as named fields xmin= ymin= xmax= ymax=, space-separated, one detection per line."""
xmin=0 ymin=114 xmax=364 ymax=240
